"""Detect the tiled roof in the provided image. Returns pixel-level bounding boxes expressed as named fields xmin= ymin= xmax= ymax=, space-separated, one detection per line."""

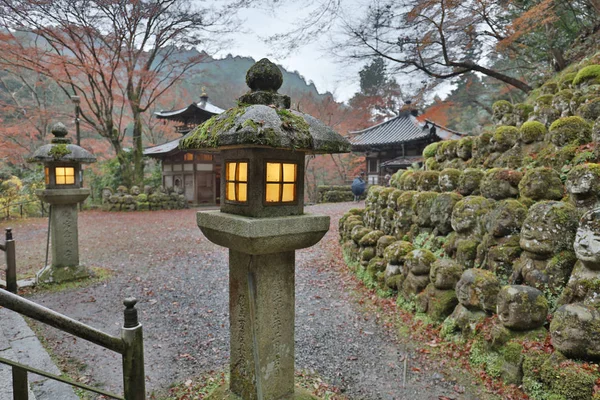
xmin=350 ymin=111 xmax=465 ymax=150
xmin=155 ymin=99 xmax=225 ymax=119
xmin=380 ymin=155 xmax=423 ymax=168
xmin=143 ymin=137 xmax=181 ymax=157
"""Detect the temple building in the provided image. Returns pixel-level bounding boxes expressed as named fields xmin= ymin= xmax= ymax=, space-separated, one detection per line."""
xmin=143 ymin=91 xmax=225 ymax=204
xmin=350 ymin=109 xmax=465 ymax=185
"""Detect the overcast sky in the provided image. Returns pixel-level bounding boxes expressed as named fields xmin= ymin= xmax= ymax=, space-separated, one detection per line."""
xmin=213 ymin=5 xmax=363 ymax=103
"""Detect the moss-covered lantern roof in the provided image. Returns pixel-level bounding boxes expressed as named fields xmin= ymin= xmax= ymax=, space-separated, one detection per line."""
xmin=29 ymin=123 xmax=96 ymax=164
xmin=179 ymin=58 xmax=351 ymax=154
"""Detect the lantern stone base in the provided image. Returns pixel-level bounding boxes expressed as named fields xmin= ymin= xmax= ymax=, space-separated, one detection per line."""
xmin=206 ymin=384 xmax=318 ymax=400
xmin=197 ymin=210 xmax=330 ymax=399
xmin=36 ymin=188 xmax=91 ymax=284
xmin=36 ymin=263 xmax=90 ymax=284
xmin=197 ymin=211 xmax=329 ymax=255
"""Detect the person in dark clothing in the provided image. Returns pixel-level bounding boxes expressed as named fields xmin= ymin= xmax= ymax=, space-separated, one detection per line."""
xmin=351 ymin=172 xmax=366 ymax=202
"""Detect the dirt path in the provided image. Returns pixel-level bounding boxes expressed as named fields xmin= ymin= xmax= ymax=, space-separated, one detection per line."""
xmin=3 ymin=203 xmax=486 ymax=399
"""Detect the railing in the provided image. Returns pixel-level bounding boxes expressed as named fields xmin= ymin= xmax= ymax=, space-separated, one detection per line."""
xmin=0 ymin=290 xmax=145 ymax=400
xmin=0 ymin=228 xmax=16 ymax=293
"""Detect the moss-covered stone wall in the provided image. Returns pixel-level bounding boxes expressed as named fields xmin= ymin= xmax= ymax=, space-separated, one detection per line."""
xmin=339 ymin=56 xmax=600 ymax=399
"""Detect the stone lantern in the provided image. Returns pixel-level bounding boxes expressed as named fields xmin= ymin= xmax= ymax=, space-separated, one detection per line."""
xmin=29 ymin=122 xmax=96 ymax=283
xmin=180 ymin=58 xmax=350 ymax=399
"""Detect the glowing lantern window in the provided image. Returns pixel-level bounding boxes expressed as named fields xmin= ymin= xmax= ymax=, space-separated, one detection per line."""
xmin=55 ymin=167 xmax=75 ymax=185
xmin=184 ymin=153 xmax=194 ymax=161
xmin=265 ymin=162 xmax=296 ymax=203
xmin=44 ymin=167 xmax=50 ymax=185
xmin=225 ymin=162 xmax=248 ymax=202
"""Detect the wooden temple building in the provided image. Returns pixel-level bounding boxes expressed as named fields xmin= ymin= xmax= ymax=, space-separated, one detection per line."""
xmin=143 ymin=92 xmax=225 ymax=204
xmin=350 ymin=109 xmax=465 ymax=185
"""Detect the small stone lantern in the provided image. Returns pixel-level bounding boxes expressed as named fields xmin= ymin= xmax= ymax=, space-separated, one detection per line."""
xmin=181 ymin=58 xmax=350 ymax=399
xmin=29 ymin=122 xmax=96 ymax=283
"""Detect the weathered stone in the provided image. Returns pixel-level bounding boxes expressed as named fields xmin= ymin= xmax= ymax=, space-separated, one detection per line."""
xmin=455 ymin=269 xmax=500 ymax=313
xmin=359 ymin=230 xmax=385 ymax=247
xmin=350 ymin=226 xmax=370 ymax=244
xmin=480 ymin=168 xmax=522 ymax=200
xmin=383 ymin=241 xmax=414 ymax=265
xmin=416 ymin=171 xmax=440 ymax=192
xmin=412 ymin=191 xmax=438 ymax=228
xmin=405 ymin=248 xmax=437 ymax=275
xmin=491 ymin=126 xmax=519 ymax=152
xmin=400 ymin=171 xmax=418 ymax=191
xmin=551 ymin=303 xmax=600 ymax=361
xmin=451 ymin=196 xmax=495 ymax=236
xmin=566 ymin=163 xmax=600 ymax=210
xmin=519 ymin=121 xmax=547 ymax=143
xmin=496 ymin=285 xmax=548 ymax=331
xmin=557 ymin=260 xmax=600 ymax=307
xmin=519 ymin=201 xmax=578 ymax=256
xmin=471 ymin=132 xmax=493 ymax=161
xmin=446 ymin=303 xmax=487 ymax=336
xmin=402 ymin=272 xmax=430 ymax=297
xmin=549 ymin=116 xmax=592 ymax=146
xmin=574 ymin=207 xmax=600 ymax=270
xmin=518 ymin=167 xmax=564 ymax=201
xmin=430 ymin=192 xmax=462 ymax=235
xmin=492 ymin=100 xmax=513 ymax=125
xmin=438 ymin=168 xmax=461 ymax=192
xmin=376 ymin=235 xmax=397 ymax=258
xmin=456 ymin=137 xmax=473 ymax=160
xmin=457 ymin=168 xmax=484 ymax=196
xmin=416 ymin=284 xmax=458 ymax=322
xmin=430 ymin=259 xmax=463 ymax=290
xmin=367 ymin=257 xmax=387 ymax=281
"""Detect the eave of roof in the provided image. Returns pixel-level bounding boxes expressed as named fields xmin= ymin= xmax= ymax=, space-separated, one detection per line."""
xmin=349 ymin=111 xmax=465 ymax=150
xmin=143 ymin=137 xmax=182 ymax=157
xmin=155 ymin=100 xmax=225 ymax=119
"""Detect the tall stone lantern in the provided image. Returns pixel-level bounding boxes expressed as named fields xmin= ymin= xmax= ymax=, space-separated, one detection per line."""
xmin=29 ymin=122 xmax=96 ymax=283
xmin=180 ymin=58 xmax=351 ymax=399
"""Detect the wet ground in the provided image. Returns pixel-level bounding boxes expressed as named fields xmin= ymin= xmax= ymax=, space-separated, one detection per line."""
xmin=1 ymin=203 xmax=487 ymax=399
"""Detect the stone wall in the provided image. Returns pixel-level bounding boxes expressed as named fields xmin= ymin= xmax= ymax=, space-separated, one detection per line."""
xmin=100 ymin=185 xmax=188 ymax=211
xmin=339 ymin=58 xmax=600 ymax=398
xmin=317 ymin=185 xmax=355 ymax=203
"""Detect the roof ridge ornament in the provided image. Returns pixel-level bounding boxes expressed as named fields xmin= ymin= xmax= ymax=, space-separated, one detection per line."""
xmin=238 ymin=58 xmax=291 ymax=109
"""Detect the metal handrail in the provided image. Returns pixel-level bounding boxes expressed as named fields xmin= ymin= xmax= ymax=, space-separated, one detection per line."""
xmin=0 ymin=289 xmax=124 ymax=353
xmin=0 ymin=356 xmax=124 ymax=400
xmin=0 ymin=289 xmax=145 ymax=400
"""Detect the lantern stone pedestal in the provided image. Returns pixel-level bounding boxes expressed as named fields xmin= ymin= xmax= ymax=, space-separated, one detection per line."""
xmin=198 ymin=211 xmax=329 ymax=400
xmin=29 ymin=123 xmax=96 ymax=285
xmin=36 ymin=188 xmax=91 ymax=283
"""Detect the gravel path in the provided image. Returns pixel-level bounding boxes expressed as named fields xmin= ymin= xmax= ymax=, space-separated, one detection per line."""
xmin=3 ymin=203 xmax=485 ymax=399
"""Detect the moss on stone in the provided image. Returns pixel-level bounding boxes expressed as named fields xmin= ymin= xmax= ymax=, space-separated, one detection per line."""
xmin=549 ymin=116 xmax=592 ymax=146
xmin=493 ymin=100 xmax=513 ymax=112
xmin=541 ymin=81 xmax=559 ymax=95
xmin=573 ymin=65 xmax=600 ymax=86
xmin=456 ymin=137 xmax=473 ymax=160
xmin=425 ymin=157 xmax=440 ymax=171
xmin=537 ymin=94 xmax=555 ymax=106
xmin=423 ymin=142 xmax=440 ymax=159
xmin=384 ymin=240 xmax=415 ymax=265
xmin=400 ymin=171 xmax=418 ymax=190
xmin=457 ymin=168 xmax=484 ymax=196
xmin=416 ymin=171 xmax=440 ymax=192
xmin=48 ymin=144 xmax=71 ymax=160
xmin=515 ymin=103 xmax=534 ymax=121
xmin=519 ymin=167 xmax=564 ymax=201
xmin=559 ymin=72 xmax=577 ymax=89
xmin=359 ymin=230 xmax=384 ymax=247
xmin=576 ymin=97 xmax=600 ymax=120
xmin=520 ymin=121 xmax=547 ymax=144
xmin=480 ymin=168 xmax=523 ymax=200
xmin=438 ymin=168 xmax=461 ymax=192
xmin=493 ymin=126 xmax=519 ymax=151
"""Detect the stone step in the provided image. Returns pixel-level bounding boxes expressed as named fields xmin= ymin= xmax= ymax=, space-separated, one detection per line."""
xmin=0 ymin=308 xmax=78 ymax=400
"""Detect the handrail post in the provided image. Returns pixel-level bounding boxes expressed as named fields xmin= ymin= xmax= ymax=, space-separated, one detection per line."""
xmin=5 ymin=228 xmax=17 ymax=294
xmin=12 ymin=365 xmax=28 ymax=400
xmin=121 ymin=298 xmax=145 ymax=400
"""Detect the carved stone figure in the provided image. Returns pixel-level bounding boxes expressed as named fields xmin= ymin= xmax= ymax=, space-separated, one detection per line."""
xmin=476 ymin=199 xmax=527 ymax=278
xmin=557 ymin=208 xmax=600 ymax=307
xmin=551 ymin=304 xmax=600 ymax=361
xmin=566 ymin=163 xmax=600 ymax=211
xmin=496 ymin=285 xmax=548 ymax=331
xmin=510 ymin=201 xmax=579 ymax=294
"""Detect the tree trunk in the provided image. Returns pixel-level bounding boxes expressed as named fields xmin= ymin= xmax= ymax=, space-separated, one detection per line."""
xmin=132 ymin=107 xmax=144 ymax=186
xmin=110 ymin=137 xmax=133 ymax=187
